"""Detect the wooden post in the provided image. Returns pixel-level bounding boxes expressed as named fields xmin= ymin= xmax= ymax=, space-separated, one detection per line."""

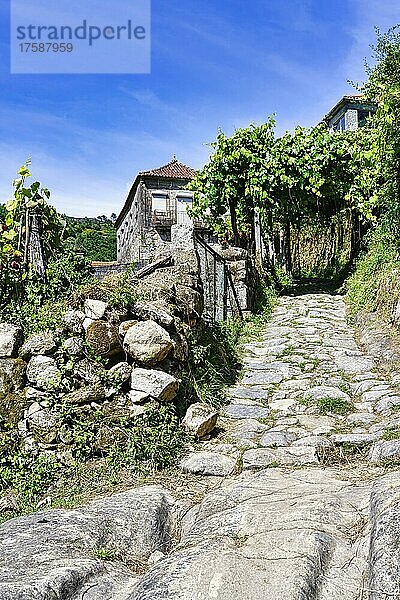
xmin=28 ymin=214 xmax=47 ymax=280
xmin=254 ymin=207 xmax=263 ymax=265
xmin=23 ymin=209 xmax=30 ymax=264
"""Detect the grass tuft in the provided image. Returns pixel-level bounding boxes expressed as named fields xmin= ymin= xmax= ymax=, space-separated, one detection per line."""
xmin=300 ymin=396 xmax=355 ymax=416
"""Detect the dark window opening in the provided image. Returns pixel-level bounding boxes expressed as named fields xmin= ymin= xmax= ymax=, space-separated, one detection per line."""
xmin=333 ymin=115 xmax=346 ymax=132
xmin=158 ymin=228 xmax=172 ymax=242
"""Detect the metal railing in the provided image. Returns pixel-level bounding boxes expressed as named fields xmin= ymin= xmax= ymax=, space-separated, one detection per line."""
xmin=151 ymin=210 xmax=177 ymax=227
xmin=195 ymin=233 xmax=243 ymax=322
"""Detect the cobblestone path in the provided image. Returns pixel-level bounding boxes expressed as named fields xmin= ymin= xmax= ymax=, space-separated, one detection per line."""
xmin=183 ymin=293 xmax=400 ymax=474
xmin=6 ymin=294 xmax=400 ymax=600
xmin=156 ymin=293 xmax=400 ymax=600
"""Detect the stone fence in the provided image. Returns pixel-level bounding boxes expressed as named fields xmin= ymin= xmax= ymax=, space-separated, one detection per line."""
xmin=0 ymin=246 xmax=205 ymax=463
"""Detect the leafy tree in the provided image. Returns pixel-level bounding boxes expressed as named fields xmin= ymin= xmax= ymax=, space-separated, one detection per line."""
xmin=191 ymin=120 xmax=378 ymax=275
xmin=190 ymin=119 xmax=276 ymax=248
xmin=64 ymin=216 xmax=116 ymax=261
xmin=0 ymin=164 xmax=93 ymax=315
xmin=364 ymin=25 xmax=400 ymax=232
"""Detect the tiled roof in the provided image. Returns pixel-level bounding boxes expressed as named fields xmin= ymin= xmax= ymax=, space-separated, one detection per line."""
xmin=342 ymin=94 xmax=364 ymax=101
xmin=139 ymin=157 xmax=197 ymax=179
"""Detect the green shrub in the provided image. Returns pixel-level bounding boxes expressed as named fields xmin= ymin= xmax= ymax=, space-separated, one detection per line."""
xmin=0 ymin=251 xmax=93 ymax=335
xmin=0 ymin=431 xmax=63 ymax=510
xmin=346 ymin=225 xmax=400 ymax=317
xmin=106 ymin=405 xmax=187 ymax=473
xmin=70 ymin=267 xmax=138 ymax=310
xmin=0 ymin=404 xmax=187 ymax=520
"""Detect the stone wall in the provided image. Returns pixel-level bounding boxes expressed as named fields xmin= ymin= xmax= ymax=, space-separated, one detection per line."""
xmin=0 ymin=248 xmax=203 ymax=462
xmin=117 ymin=182 xmax=145 ymax=264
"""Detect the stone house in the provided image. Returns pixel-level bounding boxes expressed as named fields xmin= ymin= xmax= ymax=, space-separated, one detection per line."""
xmin=324 ymin=95 xmax=376 ymax=132
xmin=115 ymin=156 xmax=256 ymax=319
xmin=116 ymin=156 xmax=209 ymax=264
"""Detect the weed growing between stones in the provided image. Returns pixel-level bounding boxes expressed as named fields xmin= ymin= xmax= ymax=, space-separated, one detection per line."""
xmin=318 ymin=444 xmax=368 ymax=466
xmin=257 ymin=411 xmax=279 ymax=427
xmin=383 ymin=427 xmax=400 ymax=441
xmin=0 ymin=404 xmax=188 ymax=522
xmin=300 ymin=396 xmax=355 ymax=416
xmin=231 ymin=533 xmax=249 ymax=548
xmin=92 ymin=546 xmax=118 ymax=562
xmin=280 ymin=345 xmax=296 ymax=357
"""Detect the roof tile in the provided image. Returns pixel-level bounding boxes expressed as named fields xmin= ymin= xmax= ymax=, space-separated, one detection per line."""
xmin=139 ymin=157 xmax=197 ymax=179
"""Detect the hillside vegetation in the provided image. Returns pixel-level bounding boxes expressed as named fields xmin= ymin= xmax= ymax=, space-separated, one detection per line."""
xmin=346 ymin=27 xmax=400 ymax=323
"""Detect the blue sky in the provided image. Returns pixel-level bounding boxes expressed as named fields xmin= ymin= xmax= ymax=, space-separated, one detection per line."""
xmin=0 ymin=0 xmax=399 ymax=217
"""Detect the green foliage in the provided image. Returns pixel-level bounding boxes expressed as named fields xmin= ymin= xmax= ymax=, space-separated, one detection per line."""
xmin=0 ymin=431 xmax=62 ymax=510
xmin=70 ymin=267 xmax=138 ymax=310
xmin=346 ymin=224 xmax=400 ymax=317
xmin=1 ymin=251 xmax=93 ymax=335
xmin=185 ymin=320 xmax=242 ymax=410
xmin=0 ymin=404 xmax=187 ymax=519
xmin=190 ymin=120 xmax=276 ymax=246
xmin=0 ymin=163 xmax=66 ymax=307
xmin=3 ymin=299 xmax=68 ymax=336
xmin=364 ymin=25 xmax=400 ymax=231
xmin=273 ymin=266 xmax=294 ymax=290
xmin=92 ymin=546 xmax=117 ymax=562
xmin=191 ymin=117 xmax=379 ymax=279
xmin=345 ymin=26 xmax=400 ymax=318
xmin=253 ymin=281 xmax=277 ymax=318
xmin=383 ymin=427 xmax=400 ymax=441
xmin=106 ymin=405 xmax=187 ymax=473
xmin=64 ymin=215 xmax=116 ymax=262
xmin=0 ymin=165 xmax=95 ymax=332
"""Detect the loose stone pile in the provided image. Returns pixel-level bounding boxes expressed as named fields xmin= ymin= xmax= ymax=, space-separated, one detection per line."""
xmin=182 ymin=293 xmax=400 ymax=474
xmin=0 ymin=245 xmax=204 ymax=459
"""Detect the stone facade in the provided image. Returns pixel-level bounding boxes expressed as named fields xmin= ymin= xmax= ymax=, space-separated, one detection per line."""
xmin=116 ymin=157 xmax=209 ymax=264
xmin=324 ymin=95 xmax=376 ymax=132
xmin=116 ymin=157 xmax=256 ymax=319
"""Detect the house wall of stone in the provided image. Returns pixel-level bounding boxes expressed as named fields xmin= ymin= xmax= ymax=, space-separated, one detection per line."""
xmin=117 ymin=177 xmax=195 ymax=265
xmin=117 ymin=183 xmax=146 ymax=264
xmin=328 ymin=101 xmax=376 ymax=132
xmin=328 ymin=108 xmax=346 ymax=130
